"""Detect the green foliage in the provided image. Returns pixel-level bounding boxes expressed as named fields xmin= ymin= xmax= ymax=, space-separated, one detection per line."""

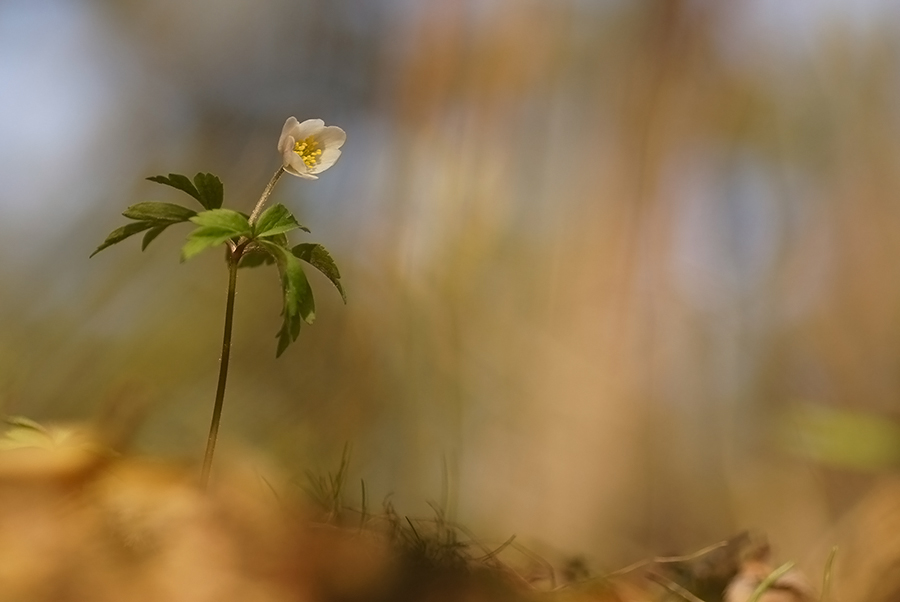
xmin=253 ymin=203 xmax=309 ymax=238
xmin=193 ymin=173 xmax=225 ymax=210
xmin=121 ymin=202 xmax=198 ymax=252
xmin=146 ymin=172 xmax=224 ymax=210
xmin=92 ymin=169 xmax=344 ymax=357
xmin=189 ymin=208 xmax=252 ymax=232
xmin=235 ymin=235 xmax=346 ymax=355
xmin=180 ymin=231 xmax=234 ymax=261
xmin=180 ymin=209 xmax=252 ymax=261
xmin=91 ymin=177 xmax=212 ymax=257
xmin=146 ymin=173 xmax=200 ymax=203
xmin=122 ymin=202 xmax=197 ymax=222
xmin=91 ymin=221 xmax=158 ymax=257
xmin=238 ymin=246 xmax=275 ymax=268
xmin=142 ymin=225 xmax=170 ymax=250
xmin=293 ymin=243 xmax=347 ymax=303
xmin=260 ymin=240 xmax=316 ymax=357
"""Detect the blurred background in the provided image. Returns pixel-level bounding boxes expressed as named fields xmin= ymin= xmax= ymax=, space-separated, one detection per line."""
xmin=2 ymin=0 xmax=900 ymax=570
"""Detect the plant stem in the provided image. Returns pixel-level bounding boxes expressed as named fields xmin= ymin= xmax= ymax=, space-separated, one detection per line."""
xmin=199 ymin=165 xmax=286 ymax=488
xmin=249 ymin=166 xmax=285 ymax=225
xmin=200 ymin=249 xmax=241 ymax=489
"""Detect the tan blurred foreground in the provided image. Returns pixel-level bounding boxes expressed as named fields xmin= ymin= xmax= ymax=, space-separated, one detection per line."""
xmin=0 ymin=422 xmax=899 ymax=602
xmin=0 ymin=422 xmax=430 ymax=602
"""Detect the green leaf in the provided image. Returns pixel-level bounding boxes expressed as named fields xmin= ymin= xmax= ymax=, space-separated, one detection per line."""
xmin=181 ymin=226 xmax=243 ymax=261
xmin=190 ymin=208 xmax=252 ymax=234
xmin=267 ymin=232 xmax=289 ymax=248
xmin=193 ymin=172 xmax=224 ymax=210
xmin=91 ymin=221 xmax=156 ymax=257
xmin=238 ymin=247 xmax=275 ymax=269
xmin=276 ymin=313 xmax=303 ymax=358
xmin=273 ymin=246 xmax=315 ymax=325
xmin=122 ymin=202 xmax=196 ymax=223
xmin=181 ymin=210 xmax=250 ymax=260
xmin=261 ymin=241 xmax=316 ymax=357
xmin=253 ymin=204 xmax=309 ymax=238
xmin=147 ymin=174 xmax=202 ymax=206
xmin=292 ymin=243 xmax=346 ymax=303
xmin=142 ymin=224 xmax=171 ymax=250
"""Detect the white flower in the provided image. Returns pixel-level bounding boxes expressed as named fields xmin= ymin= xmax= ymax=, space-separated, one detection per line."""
xmin=278 ymin=117 xmax=346 ymax=179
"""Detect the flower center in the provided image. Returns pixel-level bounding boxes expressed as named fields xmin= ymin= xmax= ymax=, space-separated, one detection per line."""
xmin=293 ymin=136 xmax=323 ymax=168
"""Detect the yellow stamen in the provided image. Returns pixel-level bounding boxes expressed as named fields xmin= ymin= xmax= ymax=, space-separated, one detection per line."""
xmin=293 ymin=136 xmax=323 ymax=168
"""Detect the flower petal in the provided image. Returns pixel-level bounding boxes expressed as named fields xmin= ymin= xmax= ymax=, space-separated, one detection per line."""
xmin=278 ymin=117 xmax=300 ymax=153
xmin=284 ymin=158 xmax=307 ymax=177
xmin=294 ymin=118 xmax=325 ymax=141
xmin=283 ymin=151 xmax=318 ymax=179
xmin=279 ymin=134 xmax=296 ymax=160
xmin=312 ymin=149 xmax=342 ymax=173
xmin=316 ymin=126 xmax=346 ymax=151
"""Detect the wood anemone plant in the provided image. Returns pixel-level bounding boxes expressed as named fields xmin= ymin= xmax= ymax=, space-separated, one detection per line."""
xmin=92 ymin=117 xmax=347 ymax=488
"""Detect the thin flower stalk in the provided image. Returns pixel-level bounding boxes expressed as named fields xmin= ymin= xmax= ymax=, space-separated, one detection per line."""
xmin=200 ymin=248 xmax=242 ymax=488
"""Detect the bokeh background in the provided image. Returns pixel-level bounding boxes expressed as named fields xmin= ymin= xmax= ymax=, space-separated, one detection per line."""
xmin=2 ymin=0 xmax=900 ymax=570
